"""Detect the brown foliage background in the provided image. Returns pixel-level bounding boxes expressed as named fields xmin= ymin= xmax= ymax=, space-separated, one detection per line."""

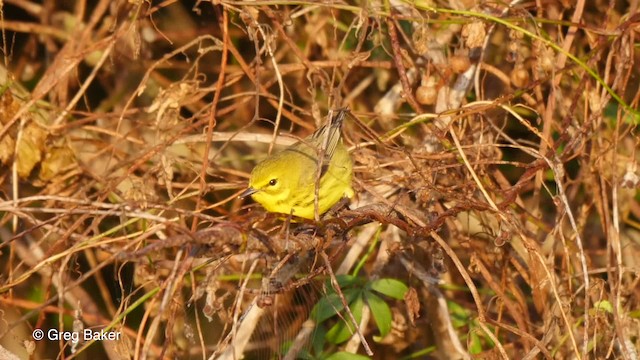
xmin=1 ymin=1 xmax=640 ymax=359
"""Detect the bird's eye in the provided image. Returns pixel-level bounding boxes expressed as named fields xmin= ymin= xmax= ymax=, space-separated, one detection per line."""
xmin=269 ymin=179 xmax=278 ymax=186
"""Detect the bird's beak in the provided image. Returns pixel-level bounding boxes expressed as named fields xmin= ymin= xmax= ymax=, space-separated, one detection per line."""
xmin=239 ymin=187 xmax=258 ymax=199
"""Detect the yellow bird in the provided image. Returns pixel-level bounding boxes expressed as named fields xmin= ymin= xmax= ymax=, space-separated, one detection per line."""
xmin=241 ymin=109 xmax=354 ymax=220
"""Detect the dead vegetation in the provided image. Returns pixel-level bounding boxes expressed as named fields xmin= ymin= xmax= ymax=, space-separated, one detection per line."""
xmin=1 ymin=1 xmax=640 ymax=359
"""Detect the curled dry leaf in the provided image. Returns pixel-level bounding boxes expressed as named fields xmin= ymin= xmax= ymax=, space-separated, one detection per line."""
xmin=404 ymin=286 xmax=420 ymax=326
xmin=0 ymin=89 xmax=46 ymax=178
xmin=0 ymin=87 xmax=78 ymax=181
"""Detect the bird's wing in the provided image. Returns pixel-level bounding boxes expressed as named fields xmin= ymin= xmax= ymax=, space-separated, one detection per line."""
xmin=311 ymin=108 xmax=348 ymax=176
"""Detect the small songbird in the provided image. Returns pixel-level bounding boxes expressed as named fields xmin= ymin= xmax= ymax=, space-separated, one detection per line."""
xmin=241 ymin=109 xmax=354 ymax=220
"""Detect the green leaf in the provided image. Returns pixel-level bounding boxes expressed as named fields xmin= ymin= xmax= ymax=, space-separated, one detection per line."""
xmin=365 ymin=292 xmax=392 ymax=338
xmin=628 ymin=309 xmax=640 ymax=319
xmin=468 ymin=330 xmax=483 ymax=354
xmin=326 ymin=296 xmax=364 ymax=344
xmin=310 ymin=324 xmax=327 ymax=357
xmin=325 ymin=352 xmax=370 ymax=360
xmin=312 ymin=293 xmax=345 ymax=324
xmin=312 ymin=289 xmax=361 ymax=323
xmin=447 ymin=300 xmax=470 ymax=328
xmin=593 ymin=300 xmax=613 ymax=314
xmin=369 ymin=278 xmax=408 ymax=299
xmin=334 ymin=274 xmax=360 ymax=288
